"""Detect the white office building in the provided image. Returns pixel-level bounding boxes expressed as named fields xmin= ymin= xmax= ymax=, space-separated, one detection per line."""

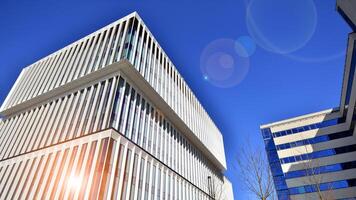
xmin=261 ymin=1 xmax=356 ymax=199
xmin=0 ymin=12 xmax=233 ymax=199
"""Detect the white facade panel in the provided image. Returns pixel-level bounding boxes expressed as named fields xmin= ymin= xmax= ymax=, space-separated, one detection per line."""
xmin=0 ymin=12 xmax=226 ymax=170
xmin=0 ymin=12 xmax=232 ymax=199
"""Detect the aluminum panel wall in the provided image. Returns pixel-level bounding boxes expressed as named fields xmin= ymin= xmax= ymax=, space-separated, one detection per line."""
xmin=0 ymin=72 xmax=226 ymax=198
xmin=0 ymin=129 xmax=225 ymax=200
xmin=0 ymin=12 xmax=226 ymax=169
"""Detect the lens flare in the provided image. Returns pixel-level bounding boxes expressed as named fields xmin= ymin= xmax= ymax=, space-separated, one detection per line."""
xmin=200 ymin=38 xmax=250 ymax=88
xmin=246 ymin=0 xmax=317 ymax=54
xmin=68 ymin=175 xmax=82 ymax=190
xmin=235 ymin=36 xmax=256 ymax=57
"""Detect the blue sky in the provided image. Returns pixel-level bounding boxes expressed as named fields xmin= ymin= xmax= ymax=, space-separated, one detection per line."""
xmin=0 ymin=0 xmax=351 ymax=199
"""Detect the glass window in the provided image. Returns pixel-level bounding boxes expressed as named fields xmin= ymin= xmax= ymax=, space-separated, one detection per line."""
xmin=151 ymin=165 xmax=156 ymax=198
xmin=118 ymin=83 xmax=130 ymax=132
xmin=110 ymin=77 xmax=125 ymax=128
xmin=144 ymin=161 xmax=150 ymax=200
xmin=121 ymin=149 xmax=132 ymax=199
xmin=111 ymin=144 xmax=123 ymax=199
xmin=129 ymin=154 xmax=139 ymax=200
xmin=137 ymin=158 xmax=145 ymax=200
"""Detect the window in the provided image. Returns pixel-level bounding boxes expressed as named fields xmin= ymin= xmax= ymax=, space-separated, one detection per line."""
xmin=281 ymin=144 xmax=356 ymax=164
xmin=121 ymin=149 xmax=132 ymax=199
xmin=144 ymin=161 xmax=150 ymax=200
xmin=129 ymin=154 xmax=138 ymax=200
xmin=118 ymin=83 xmax=130 ymax=132
xmin=276 ymin=129 xmax=354 ymax=150
xmin=110 ymin=77 xmax=125 ymax=128
xmin=137 ymin=158 xmax=145 ymax=199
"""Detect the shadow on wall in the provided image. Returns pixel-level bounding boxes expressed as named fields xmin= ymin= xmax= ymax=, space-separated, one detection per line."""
xmin=280 ymin=114 xmax=356 ymax=199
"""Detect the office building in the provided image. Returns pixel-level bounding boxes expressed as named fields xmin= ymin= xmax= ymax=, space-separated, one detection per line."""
xmin=0 ymin=12 xmax=233 ymax=199
xmin=260 ymin=1 xmax=356 ymax=199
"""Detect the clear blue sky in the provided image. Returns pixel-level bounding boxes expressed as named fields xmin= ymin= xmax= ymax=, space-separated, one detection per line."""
xmin=0 ymin=0 xmax=351 ymax=199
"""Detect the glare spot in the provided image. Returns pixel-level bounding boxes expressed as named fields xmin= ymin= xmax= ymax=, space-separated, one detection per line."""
xmin=68 ymin=175 xmax=82 ymax=190
xmin=246 ymin=0 xmax=317 ymax=54
xmin=235 ymin=36 xmax=256 ymax=57
xmin=200 ymin=38 xmax=250 ymax=88
xmin=219 ymin=54 xmax=234 ymax=68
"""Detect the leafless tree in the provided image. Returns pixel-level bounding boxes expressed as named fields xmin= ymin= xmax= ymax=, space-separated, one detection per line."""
xmin=295 ymin=142 xmax=335 ymax=200
xmin=302 ymin=160 xmax=335 ymax=200
xmin=234 ymin=141 xmax=275 ymax=200
xmin=207 ymin=176 xmax=226 ymax=200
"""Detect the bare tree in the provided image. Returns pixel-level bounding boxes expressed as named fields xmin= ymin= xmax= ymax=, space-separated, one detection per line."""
xmin=207 ymin=176 xmax=226 ymax=200
xmin=302 ymin=159 xmax=335 ymax=200
xmin=295 ymin=142 xmax=335 ymax=200
xmin=234 ymin=142 xmax=275 ymax=200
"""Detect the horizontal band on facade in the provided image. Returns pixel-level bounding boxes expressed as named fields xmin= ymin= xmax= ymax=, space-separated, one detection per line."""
xmin=0 ymin=128 xmax=216 ymax=199
xmin=0 ymin=59 xmax=226 ymax=172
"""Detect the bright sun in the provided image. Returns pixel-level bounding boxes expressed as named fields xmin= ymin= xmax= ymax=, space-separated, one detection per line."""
xmin=68 ymin=175 xmax=82 ymax=190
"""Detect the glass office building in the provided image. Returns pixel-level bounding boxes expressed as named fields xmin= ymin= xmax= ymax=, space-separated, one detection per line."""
xmin=260 ymin=1 xmax=356 ymax=199
xmin=0 ymin=12 xmax=233 ymax=199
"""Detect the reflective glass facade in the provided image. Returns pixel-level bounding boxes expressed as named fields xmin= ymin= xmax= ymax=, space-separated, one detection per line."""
xmin=261 ymin=2 xmax=356 ymax=199
xmin=285 ymin=160 xmax=356 ymax=179
xmin=280 ymin=144 xmax=356 ymax=164
xmin=289 ymin=179 xmax=356 ymax=195
xmin=262 ymin=120 xmax=356 ymax=199
xmin=262 ymin=128 xmax=289 ymax=200
xmin=271 ymin=118 xmax=339 ymax=138
xmin=276 ymin=129 xmax=353 ymax=150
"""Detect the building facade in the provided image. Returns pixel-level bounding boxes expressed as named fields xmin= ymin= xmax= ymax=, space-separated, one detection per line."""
xmin=0 ymin=12 xmax=233 ymax=199
xmin=260 ymin=1 xmax=356 ymax=200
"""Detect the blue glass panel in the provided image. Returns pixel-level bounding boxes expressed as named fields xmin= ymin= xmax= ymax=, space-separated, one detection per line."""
xmin=277 ymin=190 xmax=290 ymax=200
xmin=289 ymin=179 xmax=356 ymax=195
xmin=261 ymin=128 xmax=290 ymax=198
xmin=276 ymin=129 xmax=353 ymax=151
xmin=281 ymin=144 xmax=356 ymax=164
xmin=272 ymin=119 xmax=339 ymax=138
